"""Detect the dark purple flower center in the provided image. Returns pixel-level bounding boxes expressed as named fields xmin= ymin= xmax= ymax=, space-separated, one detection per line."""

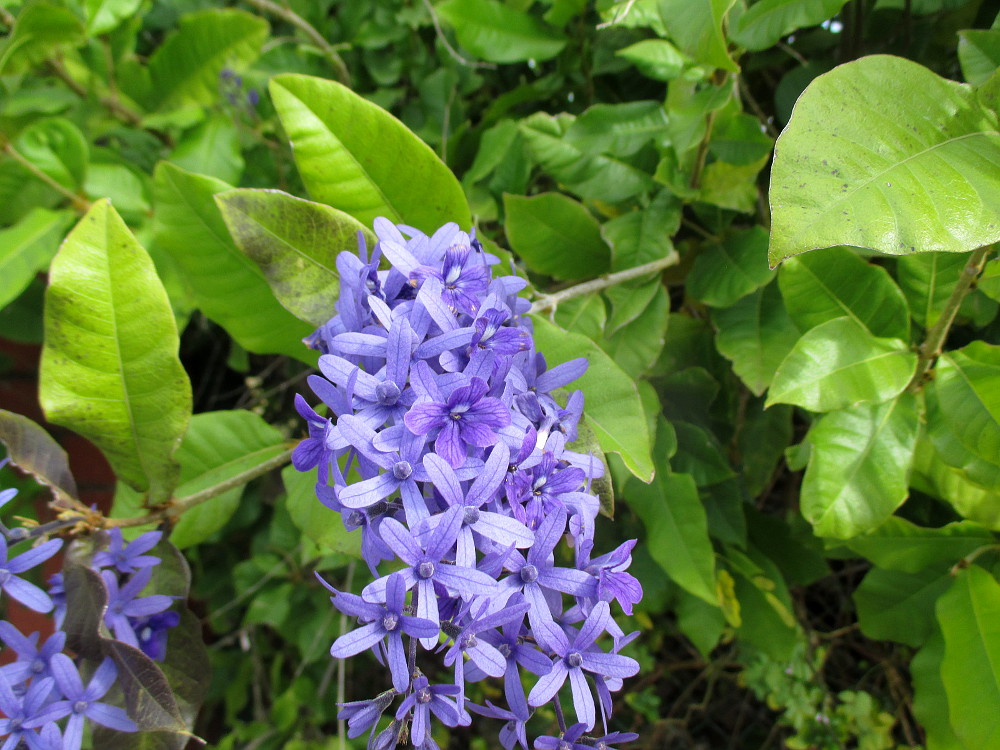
xmin=347 ymin=511 xmax=365 ymax=527
xmin=392 ymin=461 xmax=413 ymax=481
xmin=462 ymin=633 xmax=478 ymax=649
xmin=416 ymin=686 xmax=433 ymax=704
xmin=566 ymin=651 xmax=583 ymax=668
xmin=375 ymin=382 xmax=401 ymax=405
xmin=558 ymin=741 xmax=573 ymax=750
xmin=73 ymin=700 xmax=89 ymax=714
xmin=418 ymin=561 xmax=436 ymax=579
xmin=382 ymin=613 xmax=399 ymax=631
xmin=498 ymin=643 xmax=512 ymax=658
xmin=8 ymin=717 xmax=22 ymax=732
xmin=462 ymin=507 xmax=480 ymax=525
xmin=111 ymin=602 xmax=125 ymax=615
xmin=30 ymin=658 xmax=44 ymax=674
xmin=520 ymin=564 xmax=539 ymax=584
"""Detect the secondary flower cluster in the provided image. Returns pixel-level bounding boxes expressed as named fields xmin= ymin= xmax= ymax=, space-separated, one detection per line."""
xmin=0 ymin=472 xmax=175 ymax=750
xmin=294 ymin=220 xmax=642 ymax=748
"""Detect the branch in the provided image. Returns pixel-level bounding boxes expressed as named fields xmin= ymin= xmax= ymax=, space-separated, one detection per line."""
xmin=244 ymin=0 xmax=351 ymax=85
xmin=529 ymin=254 xmax=680 ymax=315
xmin=907 ymin=245 xmax=993 ymax=391
xmin=1 ymin=139 xmax=92 ymax=212
xmin=106 ymin=445 xmax=296 ymax=529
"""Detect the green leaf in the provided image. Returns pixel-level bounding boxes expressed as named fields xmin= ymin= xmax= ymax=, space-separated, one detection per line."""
xmin=215 ymin=188 xmax=375 ymax=328
xmin=855 ymin=566 xmax=952 ymax=647
xmin=563 ymin=101 xmax=670 ymax=157
xmin=0 ymin=409 xmax=78 ymax=503
xmin=152 ymin=164 xmax=313 ymax=361
xmin=604 ymin=280 xmax=660 ymax=335
xmin=170 ymin=411 xmax=288 ymax=549
xmin=435 ymin=0 xmax=566 ymax=63
xmin=897 ymin=252 xmax=967 ymax=329
xmin=937 ymin=566 xmax=1000 ymax=749
xmin=739 ymin=402 xmax=794 ymax=498
xmin=628 ymin=470 xmax=717 ymax=605
xmin=911 ymin=629 xmax=969 ymax=750
xmin=688 ymin=226 xmax=773 ymax=307
xmin=958 ymin=29 xmax=1000 ymax=86
xmin=147 ymin=9 xmax=268 ymax=110
xmin=800 ymin=393 xmax=920 ymax=538
xmin=531 ymin=316 xmax=654 ymax=481
xmin=503 ymin=193 xmax=609 ymax=280
xmin=724 ymin=546 xmax=798 ymax=659
xmin=712 ymin=282 xmax=799 ymax=396
xmin=0 ymin=208 xmax=73 ymax=310
xmin=847 ymin=517 xmax=994 ymax=573
xmin=553 ymin=294 xmax=607 ymax=344
xmin=519 ymin=112 xmax=657 ymax=202
xmin=600 ymin=284 xmax=669 ymax=376
xmin=615 ymin=39 xmax=689 ymax=82
xmin=675 ymin=588 xmax=726 ymax=657
xmin=698 ymin=156 xmax=768 ymax=213
xmin=658 ymin=0 xmax=739 ymax=72
xmin=912 ymin=438 xmax=1000 ymax=531
xmin=85 ymin=0 xmax=144 ymax=35
xmin=0 ymin=2 xmax=85 ymax=75
xmin=978 ymin=257 xmax=1000 ymax=305
xmin=270 ymin=74 xmax=471 ymax=231
xmin=282 ymin=465 xmax=362 ymax=557
xmin=169 ymin=116 xmax=245 ymax=185
xmin=766 ymin=317 xmax=917 ymax=412
xmin=600 ymin=190 xmax=680 ymax=271
xmin=926 ymin=342 xmax=1000 ymax=492
xmin=769 ymin=55 xmax=1000 ymax=265
xmin=708 ymin=113 xmax=774 ymax=166
xmin=730 ymin=0 xmax=851 ymax=51
xmin=40 ymin=200 xmax=192 ymax=504
xmin=14 ymin=117 xmax=89 ymax=191
xmin=671 ymin=420 xmax=735 ymax=487
xmin=777 ymin=246 xmax=911 ymax=339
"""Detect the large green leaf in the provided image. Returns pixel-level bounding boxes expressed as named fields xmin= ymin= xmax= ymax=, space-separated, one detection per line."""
xmin=937 ymin=566 xmax=1000 ymax=749
xmin=215 ymin=188 xmax=375 ymax=328
xmin=627 ymin=471 xmax=717 ymax=605
xmin=270 ymin=74 xmax=471 ymax=232
xmin=658 ymin=0 xmax=739 ymax=72
xmin=600 ymin=284 xmax=669 ymax=376
xmin=600 ymin=190 xmax=680 ymax=271
xmin=519 ymin=112 xmax=656 ymax=203
xmin=563 ymin=101 xmax=670 ymax=157
xmin=896 ymin=252 xmax=967 ymax=329
xmin=766 ymin=317 xmax=916 ymax=412
xmin=911 ymin=629 xmax=969 ymax=750
xmin=553 ymin=294 xmax=607 ymax=344
xmin=800 ymin=393 xmax=919 ymax=538
xmin=912 ymin=438 xmax=1000 ymax=531
xmin=730 ymin=0 xmax=851 ymax=51
xmin=724 ymin=546 xmax=799 ymax=659
xmin=0 ymin=2 xmax=84 ymax=75
xmin=147 ymin=9 xmax=268 ymax=110
xmin=531 ymin=316 xmax=654 ymax=481
xmin=152 ymin=164 xmax=313 ymax=360
xmin=855 ymin=566 xmax=951 ymax=647
xmin=170 ymin=411 xmax=288 ymax=549
xmin=0 ymin=208 xmax=73 ymax=310
xmin=769 ymin=55 xmax=1000 ymax=265
xmin=847 ymin=517 xmax=994 ymax=573
xmin=688 ymin=226 xmax=774 ymax=307
xmin=435 ymin=0 xmax=566 ymax=63
xmin=712 ymin=282 xmax=799 ymax=396
xmin=615 ymin=39 xmax=689 ymax=82
xmin=958 ymin=29 xmax=1000 ymax=86
xmin=777 ymin=246 xmax=910 ymax=339
xmin=926 ymin=342 xmax=1000 ymax=491
xmin=40 ymin=200 xmax=191 ymax=504
xmin=14 ymin=117 xmax=89 ymax=191
xmin=169 ymin=116 xmax=245 ymax=185
xmin=503 ymin=193 xmax=609 ymax=280
xmin=282 ymin=465 xmax=361 ymax=557
xmin=85 ymin=0 xmax=143 ymax=35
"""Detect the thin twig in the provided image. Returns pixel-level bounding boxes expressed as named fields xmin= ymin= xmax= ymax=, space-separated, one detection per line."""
xmin=243 ymin=0 xmax=350 ymax=84
xmin=907 ymin=245 xmax=993 ymax=391
xmin=596 ymin=0 xmax=638 ymax=28
xmin=1 ymin=140 xmax=92 ymax=212
xmin=777 ymin=41 xmax=809 ymax=67
xmin=420 ymin=0 xmax=496 ymax=69
xmin=107 ymin=446 xmax=296 ymax=529
xmin=337 ymin=560 xmax=356 ymax=750
xmin=529 ymin=254 xmax=680 ymax=315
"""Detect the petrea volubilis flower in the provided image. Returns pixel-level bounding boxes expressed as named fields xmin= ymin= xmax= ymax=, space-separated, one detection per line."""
xmin=296 ymin=218 xmax=642 ymax=747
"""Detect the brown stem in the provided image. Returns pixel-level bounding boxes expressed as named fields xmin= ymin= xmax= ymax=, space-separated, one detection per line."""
xmin=1 ymin=139 xmax=92 ymax=212
xmin=243 ymin=0 xmax=351 ymax=84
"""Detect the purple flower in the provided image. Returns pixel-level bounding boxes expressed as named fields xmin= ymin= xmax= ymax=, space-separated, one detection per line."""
xmin=404 ymin=376 xmax=510 ymax=468
xmin=102 ymin=568 xmax=174 ymax=648
xmin=577 ymin=539 xmax=642 ymax=616
xmin=29 ymin=655 xmax=136 ymax=750
xmin=132 ymin=610 xmax=181 ymax=661
xmin=528 ymin=603 xmax=639 ymax=730
xmin=0 ymin=672 xmax=60 ymax=750
xmin=0 ymin=536 xmax=62 ymax=613
xmin=338 ymin=689 xmax=396 ymax=740
xmin=0 ymin=621 xmax=65 ymax=686
xmin=468 ymin=701 xmax=529 ymax=750
xmin=92 ymin=528 xmax=161 ymax=574
xmin=472 ymin=308 xmax=530 ymax=356
xmin=363 ymin=508 xmax=498 ymax=648
xmin=394 ymin=675 xmax=462 ymax=746
xmin=322 ymin=571 xmax=439 ymax=692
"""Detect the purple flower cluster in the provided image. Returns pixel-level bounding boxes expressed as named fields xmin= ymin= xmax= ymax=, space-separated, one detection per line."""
xmin=294 ymin=220 xmax=642 ymax=748
xmin=0 ymin=472 xmax=174 ymax=749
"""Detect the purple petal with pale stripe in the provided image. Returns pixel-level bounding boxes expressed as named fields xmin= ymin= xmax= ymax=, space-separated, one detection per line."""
xmin=581 ymin=651 xmax=640 ymax=679
xmin=568 ymin=667 xmax=595 ymax=730
xmin=528 ymin=660 xmax=567 ymax=707
xmin=330 ymin=621 xmax=384 ymax=657
xmin=379 ymin=518 xmax=422 ymax=565
xmin=339 ymin=472 xmax=400 ymax=509
xmin=434 ymin=563 xmax=498 ymax=596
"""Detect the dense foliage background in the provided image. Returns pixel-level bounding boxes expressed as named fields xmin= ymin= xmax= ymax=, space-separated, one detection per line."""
xmin=1 ymin=0 xmax=1000 ymax=748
